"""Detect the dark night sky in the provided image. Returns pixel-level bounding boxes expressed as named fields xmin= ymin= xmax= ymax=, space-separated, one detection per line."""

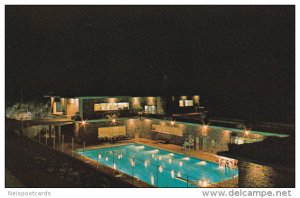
xmin=5 ymin=5 xmax=295 ymax=123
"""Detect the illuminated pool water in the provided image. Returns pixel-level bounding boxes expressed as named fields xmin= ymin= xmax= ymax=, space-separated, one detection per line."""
xmin=77 ymin=143 xmax=238 ymax=187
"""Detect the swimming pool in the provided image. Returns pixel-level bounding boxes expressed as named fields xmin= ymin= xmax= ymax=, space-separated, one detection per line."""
xmin=77 ymin=143 xmax=238 ymax=187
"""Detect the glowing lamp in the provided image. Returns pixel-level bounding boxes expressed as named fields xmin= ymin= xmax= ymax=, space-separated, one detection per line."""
xmin=244 ymin=130 xmax=250 ymax=136
xmin=170 ymin=170 xmax=175 ymax=178
xmin=177 ymin=172 xmax=181 ymax=177
xmin=81 ymin=120 xmax=87 ymax=126
xmin=202 ymin=125 xmax=208 ymax=131
xmin=151 ymin=175 xmax=155 ymax=185
xmin=159 ymin=166 xmax=163 ymax=173
xmin=198 ymin=179 xmax=209 ymax=187
xmin=199 ymin=161 xmax=207 ymax=166
xmin=179 ymin=161 xmax=183 ymax=167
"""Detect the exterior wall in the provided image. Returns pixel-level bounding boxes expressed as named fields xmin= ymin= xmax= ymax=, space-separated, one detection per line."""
xmin=170 ymin=95 xmax=201 ymax=114
xmin=80 ymin=96 xmax=164 ymax=120
xmin=81 ymin=96 xmax=131 ymax=120
xmin=139 ymin=118 xmax=231 ymax=153
xmin=156 ymin=97 xmax=166 ymax=115
xmin=60 ymin=98 xmax=66 ymax=113
xmin=49 ymin=95 xmax=200 ymax=117
xmin=66 ymin=98 xmax=79 ymax=117
xmin=50 ymin=97 xmax=55 ymax=113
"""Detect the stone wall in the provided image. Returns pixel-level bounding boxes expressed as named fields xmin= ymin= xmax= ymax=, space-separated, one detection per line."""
xmin=74 ymin=117 xmax=242 ymax=153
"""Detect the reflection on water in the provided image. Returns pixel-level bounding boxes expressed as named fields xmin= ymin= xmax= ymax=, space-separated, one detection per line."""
xmin=238 ymin=161 xmax=295 ymax=187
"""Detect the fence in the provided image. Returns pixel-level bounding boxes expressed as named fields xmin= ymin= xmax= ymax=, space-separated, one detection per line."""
xmin=25 ymin=128 xmax=235 ymax=188
xmin=76 ymin=147 xmax=210 ymax=188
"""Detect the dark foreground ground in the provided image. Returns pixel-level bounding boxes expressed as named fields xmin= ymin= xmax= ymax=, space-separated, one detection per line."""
xmin=219 ymin=136 xmax=295 ymax=187
xmin=5 ymin=130 xmax=133 ymax=188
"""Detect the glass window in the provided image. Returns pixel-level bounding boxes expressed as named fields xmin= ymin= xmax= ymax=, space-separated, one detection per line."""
xmin=152 ymin=124 xmax=183 ymax=136
xmin=94 ymin=102 xmax=129 ymax=111
xmin=179 ymin=100 xmax=184 ymax=107
xmin=145 ymin=105 xmax=156 ymax=114
xmin=185 ymin=100 xmax=193 ymax=107
xmin=94 ymin=104 xmax=101 ymax=111
xmin=100 ymin=103 xmax=107 ymax=110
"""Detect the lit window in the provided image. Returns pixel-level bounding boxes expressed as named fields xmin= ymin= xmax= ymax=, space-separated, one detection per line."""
xmin=185 ymin=100 xmax=193 ymax=107
xmin=179 ymin=100 xmax=184 ymax=107
xmin=94 ymin=102 xmax=129 ymax=111
xmin=94 ymin=104 xmax=101 ymax=111
xmin=152 ymin=124 xmax=183 ymax=136
xmin=100 ymin=103 xmax=107 ymax=110
xmin=145 ymin=105 xmax=156 ymax=114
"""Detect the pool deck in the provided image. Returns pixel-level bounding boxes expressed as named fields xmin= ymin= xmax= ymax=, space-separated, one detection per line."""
xmin=67 ymin=138 xmax=238 ymax=188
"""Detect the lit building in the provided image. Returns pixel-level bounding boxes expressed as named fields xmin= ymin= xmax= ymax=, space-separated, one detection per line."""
xmin=45 ymin=95 xmax=202 ymax=120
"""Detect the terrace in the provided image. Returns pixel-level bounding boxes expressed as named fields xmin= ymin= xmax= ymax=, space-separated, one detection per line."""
xmin=9 ymin=112 xmax=291 ymax=188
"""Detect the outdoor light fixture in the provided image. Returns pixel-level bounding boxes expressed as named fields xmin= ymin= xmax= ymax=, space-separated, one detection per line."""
xmin=159 ymin=166 xmax=163 ymax=173
xmin=177 ymin=172 xmax=181 ymax=177
xmin=170 ymin=120 xmax=175 ymax=126
xmin=170 ymin=170 xmax=175 ymax=178
xmin=111 ymin=118 xmax=116 ymax=124
xmin=223 ymin=130 xmax=231 ymax=134
xmin=131 ymin=159 xmax=135 ymax=167
xmin=80 ymin=120 xmax=87 ymax=127
xmin=202 ymin=124 xmax=209 ymax=131
xmin=244 ymin=128 xmax=251 ymax=136
xmin=199 ymin=161 xmax=207 ymax=166
xmin=151 ymin=175 xmax=155 ymax=185
xmin=198 ymin=179 xmax=209 ymax=187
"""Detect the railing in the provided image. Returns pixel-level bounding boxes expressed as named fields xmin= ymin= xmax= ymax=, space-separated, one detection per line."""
xmin=25 ymin=129 xmax=237 ymax=188
xmin=76 ymin=147 xmax=211 ymax=188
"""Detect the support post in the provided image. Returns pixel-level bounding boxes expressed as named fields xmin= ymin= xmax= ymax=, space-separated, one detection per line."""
xmin=49 ymin=125 xmax=52 ymax=139
xmin=71 ymin=138 xmax=74 ymax=156
xmin=156 ymin=165 xmax=159 ymax=187
xmin=45 ymin=132 xmax=48 ymax=145
xmin=62 ymin=134 xmax=64 ymax=152
xmin=83 ymin=141 xmax=85 ymax=162
xmin=38 ymin=130 xmax=40 ymax=143
xmin=96 ymin=146 xmax=99 ymax=170
xmin=132 ymin=158 xmax=135 ymax=184
xmin=58 ymin=126 xmax=61 ymax=146
xmin=53 ymin=134 xmax=55 ymax=149
xmin=187 ymin=176 xmax=189 ymax=187
xmin=112 ymin=151 xmax=115 ymax=175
